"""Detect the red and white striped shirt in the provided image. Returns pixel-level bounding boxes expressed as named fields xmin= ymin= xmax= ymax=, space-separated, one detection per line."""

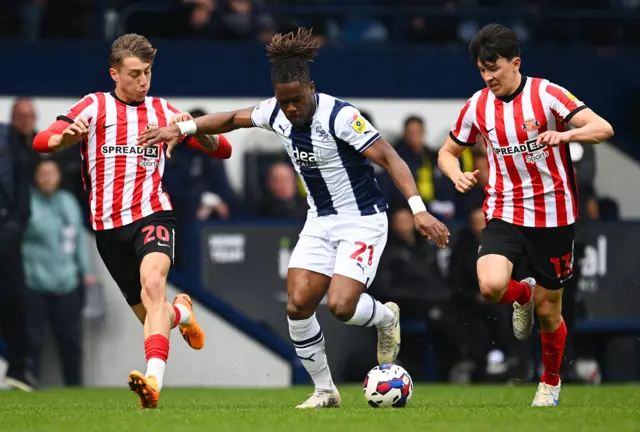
xmin=450 ymin=76 xmax=585 ymax=228
xmin=57 ymin=92 xmax=200 ymax=231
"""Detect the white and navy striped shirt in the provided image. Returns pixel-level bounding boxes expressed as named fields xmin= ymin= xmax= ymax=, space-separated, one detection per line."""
xmin=251 ymin=93 xmax=387 ymax=217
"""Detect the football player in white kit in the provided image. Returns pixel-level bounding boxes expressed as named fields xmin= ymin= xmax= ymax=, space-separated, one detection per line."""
xmin=138 ymin=27 xmax=450 ymax=408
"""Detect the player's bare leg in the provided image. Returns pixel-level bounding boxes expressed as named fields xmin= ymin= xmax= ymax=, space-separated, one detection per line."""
xmin=286 ymin=268 xmax=340 ymax=409
xmin=477 ymin=254 xmax=535 ymax=340
xmin=328 ymin=275 xmax=399 ymax=365
xmin=128 ymin=252 xmax=172 ymax=409
xmin=131 ymin=303 xmax=146 ymax=324
xmin=531 ymin=286 xmax=565 ymax=407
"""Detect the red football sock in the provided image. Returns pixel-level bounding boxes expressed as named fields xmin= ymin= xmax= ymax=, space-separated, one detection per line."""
xmin=498 ymin=279 xmax=531 ymax=305
xmin=144 ymin=334 xmax=170 ymax=362
xmin=171 ymin=305 xmax=181 ymax=329
xmin=540 ymin=320 xmax=567 ymax=386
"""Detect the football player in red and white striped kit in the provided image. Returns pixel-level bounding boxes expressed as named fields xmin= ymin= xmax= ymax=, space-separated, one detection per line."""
xmin=32 ymin=34 xmax=232 ymax=408
xmin=439 ymin=24 xmax=613 ymax=406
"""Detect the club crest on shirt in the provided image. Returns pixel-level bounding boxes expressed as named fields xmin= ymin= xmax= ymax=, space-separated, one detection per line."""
xmin=522 ymin=118 xmax=541 ymax=132
xmin=348 ymin=114 xmax=368 ymax=134
xmin=315 ymin=125 xmax=331 ymax=141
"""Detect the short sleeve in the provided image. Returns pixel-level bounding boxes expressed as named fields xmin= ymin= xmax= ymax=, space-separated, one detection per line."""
xmin=449 ymin=98 xmax=479 ymax=147
xmin=334 ymin=106 xmax=381 ymax=153
xmin=543 ymin=81 xmax=587 ymax=123
xmin=57 ymin=94 xmax=96 ymax=124
xmin=251 ymin=97 xmax=278 ymax=131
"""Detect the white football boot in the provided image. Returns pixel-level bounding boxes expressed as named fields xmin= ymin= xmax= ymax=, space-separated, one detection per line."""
xmin=531 ymin=381 xmax=561 ymax=407
xmin=377 ymin=302 xmax=401 ymax=365
xmin=512 ymin=277 xmax=536 ymax=341
xmin=295 ymin=389 xmax=341 ymax=409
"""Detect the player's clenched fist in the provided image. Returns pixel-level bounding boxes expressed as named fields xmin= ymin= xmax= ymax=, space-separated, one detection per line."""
xmin=59 ymin=116 xmax=90 ymax=147
xmin=414 ymin=211 xmax=450 ymax=248
xmin=454 ymin=170 xmax=480 ymax=193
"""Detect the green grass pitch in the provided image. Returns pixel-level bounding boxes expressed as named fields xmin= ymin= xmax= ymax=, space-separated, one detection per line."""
xmin=1 ymin=385 xmax=638 ymax=432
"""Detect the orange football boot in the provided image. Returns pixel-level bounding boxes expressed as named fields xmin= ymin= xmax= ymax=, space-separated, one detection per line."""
xmin=128 ymin=370 xmax=160 ymax=409
xmin=173 ymin=294 xmax=205 ymax=350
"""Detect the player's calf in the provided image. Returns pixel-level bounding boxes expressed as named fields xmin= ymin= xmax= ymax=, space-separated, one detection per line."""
xmin=140 ymin=253 xmax=172 ymax=333
xmin=328 ymin=276 xmax=399 ymax=364
xmin=286 ymin=268 xmax=337 ymax=399
xmin=138 ymin=253 xmax=172 ymax=393
xmin=534 ymin=288 xmax=566 ymax=388
xmin=338 ymin=293 xmax=399 ymax=364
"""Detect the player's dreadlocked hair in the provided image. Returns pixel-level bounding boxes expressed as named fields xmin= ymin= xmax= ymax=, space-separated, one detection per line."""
xmin=267 ymin=27 xmax=320 ymax=85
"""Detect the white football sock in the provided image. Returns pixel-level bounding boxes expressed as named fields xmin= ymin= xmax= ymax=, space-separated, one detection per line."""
xmin=288 ymin=314 xmax=336 ymax=392
xmin=145 ymin=358 xmax=166 ymax=390
xmin=346 ymin=293 xmax=395 ymax=328
xmin=175 ymin=303 xmax=191 ymax=325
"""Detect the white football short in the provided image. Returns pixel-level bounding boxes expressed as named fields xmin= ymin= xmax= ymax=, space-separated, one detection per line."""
xmin=287 ymin=212 xmax=388 ymax=287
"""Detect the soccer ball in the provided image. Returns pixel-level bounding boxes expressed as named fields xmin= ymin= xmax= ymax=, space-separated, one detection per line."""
xmin=363 ymin=364 xmax=413 ymax=408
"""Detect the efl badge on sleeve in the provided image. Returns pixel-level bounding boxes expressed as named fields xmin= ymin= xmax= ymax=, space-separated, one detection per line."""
xmin=564 ymin=90 xmax=579 ymax=102
xmin=349 ymin=114 xmax=368 ymax=134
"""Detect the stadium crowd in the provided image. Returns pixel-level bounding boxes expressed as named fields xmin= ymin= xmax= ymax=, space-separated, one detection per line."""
xmin=2 ymin=0 xmax=640 ymax=47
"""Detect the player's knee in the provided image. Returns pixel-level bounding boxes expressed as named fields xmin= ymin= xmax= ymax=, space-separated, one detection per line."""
xmin=286 ymin=295 xmax=314 ymax=320
xmin=535 ymin=296 xmax=562 ymax=328
xmin=140 ymin=271 xmax=166 ymax=305
xmin=327 ymin=297 xmax=357 ymax=322
xmin=477 ymin=275 xmax=508 ymax=302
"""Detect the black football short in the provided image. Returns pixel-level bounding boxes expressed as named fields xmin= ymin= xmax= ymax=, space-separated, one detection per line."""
xmin=95 ymin=211 xmax=176 ymax=305
xmin=478 ymin=218 xmax=575 ymax=290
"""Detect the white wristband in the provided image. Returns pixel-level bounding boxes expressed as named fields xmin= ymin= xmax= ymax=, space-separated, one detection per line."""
xmin=177 ymin=120 xmax=197 ymax=135
xmin=408 ymin=196 xmax=427 ymax=214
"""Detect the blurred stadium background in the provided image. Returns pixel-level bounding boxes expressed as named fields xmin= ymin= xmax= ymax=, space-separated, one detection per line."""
xmin=1 ymin=0 xmax=640 ymax=401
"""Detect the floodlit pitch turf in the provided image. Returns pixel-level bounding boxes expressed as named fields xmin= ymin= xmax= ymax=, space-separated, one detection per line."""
xmin=0 ymin=385 xmax=638 ymax=432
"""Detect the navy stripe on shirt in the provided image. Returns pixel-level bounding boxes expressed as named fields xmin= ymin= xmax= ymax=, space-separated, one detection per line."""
xmin=329 ymin=100 xmax=387 ymax=216
xmin=289 ymin=122 xmax=337 ymax=216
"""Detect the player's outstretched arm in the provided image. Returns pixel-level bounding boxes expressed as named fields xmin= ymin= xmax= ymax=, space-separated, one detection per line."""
xmin=191 ymin=107 xmax=255 ymax=135
xmin=33 ymin=116 xmax=90 ymax=153
xmin=438 ymin=136 xmax=480 ymax=194
xmin=34 ymin=95 xmax=96 ymax=153
xmin=167 ymin=112 xmax=232 ymax=159
xmin=363 ymin=139 xmax=450 ymax=248
xmin=137 ymin=107 xmax=255 ymax=150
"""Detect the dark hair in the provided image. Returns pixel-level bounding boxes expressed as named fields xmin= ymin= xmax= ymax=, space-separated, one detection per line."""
xmin=110 ymin=33 xmax=157 ymax=68
xmin=403 ymin=115 xmax=425 ymax=130
xmin=267 ymin=27 xmax=320 ymax=85
xmin=469 ymin=24 xmax=520 ymax=65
